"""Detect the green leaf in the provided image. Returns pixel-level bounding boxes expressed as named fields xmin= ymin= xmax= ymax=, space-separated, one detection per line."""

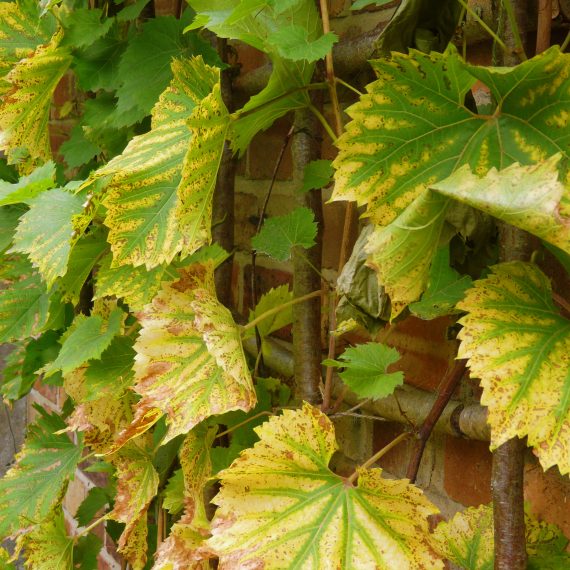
xmin=60 ymin=8 xmax=114 ymax=49
xmin=115 ymin=15 xmax=217 ymax=125
xmin=0 ymin=162 xmax=56 ymax=206
xmin=123 ymin=262 xmax=255 ymax=443
xmin=300 ymin=159 xmax=333 ymax=193
xmin=409 ymin=246 xmax=472 ymax=319
xmin=116 ymin=0 xmax=152 ymax=22
xmin=0 ymin=258 xmax=49 ymax=343
xmin=366 ymin=191 xmax=449 ymax=316
xmin=83 ymin=335 xmax=135 ymax=401
xmin=60 ymin=125 xmax=101 ymax=169
xmin=209 ymin=403 xmax=442 ymax=568
xmin=245 ymin=285 xmax=293 ymax=339
xmin=432 ymin=156 xmax=570 ymax=254
xmin=98 ymin=57 xmax=219 ymax=268
xmin=162 ymin=469 xmax=184 ymax=515
xmin=0 ymin=37 xmax=72 ymax=170
xmin=74 ymin=533 xmax=102 ymax=570
xmin=11 ymin=188 xmax=84 ymax=286
xmin=76 ymin=487 xmax=110 ymax=527
xmin=252 ymin=206 xmax=317 ymax=261
xmin=15 ymin=508 xmax=74 ymax=570
xmin=0 ymin=205 xmax=24 ymax=253
xmin=351 ymin=0 xmax=392 ymax=8
xmin=268 ymin=25 xmax=337 ymax=62
xmin=324 ymin=342 xmax=403 ymax=399
xmin=0 ymin=407 xmax=84 ymax=537
xmin=44 ymin=306 xmax=125 ymax=377
xmin=432 ymin=504 xmax=570 ymax=570
xmin=0 ymin=0 xmax=56 ymax=77
xmin=457 ymin=262 xmax=570 ymax=474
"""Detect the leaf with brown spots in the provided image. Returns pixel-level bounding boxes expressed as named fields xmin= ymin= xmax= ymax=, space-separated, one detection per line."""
xmin=209 ymin=403 xmax=443 ymax=569
xmin=128 ymin=262 xmax=256 ymax=443
xmin=333 ymin=47 xmax=570 ymax=315
xmin=458 ymin=262 xmax=570 ymax=474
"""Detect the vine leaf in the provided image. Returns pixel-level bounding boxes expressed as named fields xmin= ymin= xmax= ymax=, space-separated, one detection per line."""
xmin=43 ymin=304 xmax=125 ymax=377
xmin=110 ymin=439 xmax=159 ymax=570
xmin=365 ymin=191 xmax=449 ymax=316
xmin=333 ymin=47 xmax=570 ymax=314
xmin=99 ymin=57 xmax=219 ymax=268
xmin=209 ymin=403 xmax=443 ymax=569
xmin=457 ymin=262 xmax=570 ymax=474
xmin=0 ymin=36 xmax=72 ymax=170
xmin=60 ymin=7 xmax=113 ymax=49
xmin=0 ymin=162 xmax=56 ymax=206
xmin=154 ymin=426 xmax=217 ymax=570
xmin=432 ymin=155 xmax=570 ymax=254
xmin=432 ymin=504 xmax=570 ymax=569
xmin=11 ymin=188 xmax=84 ymax=286
xmin=252 ymin=206 xmax=317 ymax=261
xmin=163 ymin=469 xmax=184 ymax=516
xmin=301 ymin=159 xmax=333 ymax=193
xmin=409 ymin=246 xmax=472 ymax=320
xmin=268 ymin=25 xmax=337 ymax=62
xmin=126 ymin=262 xmax=256 ymax=444
xmin=14 ymin=508 xmax=74 ymax=570
xmin=0 ymin=407 xmax=84 ymax=538
xmin=244 ymin=285 xmax=293 ymax=340
xmin=0 ymin=257 xmax=49 ymax=343
xmin=76 ymin=487 xmax=110 ymax=527
xmin=188 ymin=0 xmax=324 ymax=153
xmin=0 ymin=0 xmax=56 ymax=78
xmin=324 ymin=342 xmax=404 ymax=399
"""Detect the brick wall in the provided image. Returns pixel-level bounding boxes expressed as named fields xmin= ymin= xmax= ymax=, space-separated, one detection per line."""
xmin=22 ymin=1 xmax=570 ymax=567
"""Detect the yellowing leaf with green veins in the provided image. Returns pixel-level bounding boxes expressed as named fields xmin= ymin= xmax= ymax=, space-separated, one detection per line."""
xmin=432 ymin=156 xmax=570 ymax=254
xmin=457 ymin=262 xmax=570 ymax=474
xmin=366 ymin=191 xmax=449 ymax=316
xmin=99 ymin=57 xmax=219 ymax=269
xmin=0 ymin=37 xmax=72 ymax=171
xmin=0 ymin=407 xmax=83 ymax=538
xmin=11 ymin=188 xmax=84 ymax=286
xmin=14 ymin=508 xmax=73 ymax=570
xmin=0 ymin=257 xmax=49 ymax=343
xmin=0 ymin=546 xmax=14 ymax=569
xmin=129 ymin=262 xmax=256 ymax=443
xmin=110 ymin=438 xmax=159 ymax=570
xmin=0 ymin=0 xmax=56 ymax=78
xmin=209 ymin=403 xmax=443 ymax=569
xmin=432 ymin=504 xmax=570 ymax=570
xmin=153 ymin=426 xmax=217 ymax=570
xmin=175 ymin=81 xmax=230 ymax=257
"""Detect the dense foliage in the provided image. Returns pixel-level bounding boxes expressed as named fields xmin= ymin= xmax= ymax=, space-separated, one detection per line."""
xmin=0 ymin=0 xmax=569 ymax=568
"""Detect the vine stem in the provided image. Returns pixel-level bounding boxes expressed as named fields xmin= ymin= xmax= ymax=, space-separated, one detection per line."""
xmin=502 ymin=0 xmax=528 ymax=60
xmin=308 ymin=103 xmax=338 ymax=143
xmin=75 ymin=514 xmax=109 ymax=541
xmin=536 ymin=0 xmax=552 ymax=53
xmin=553 ymin=292 xmax=570 ymax=316
xmin=241 ymin=290 xmax=323 ymax=332
xmin=405 ymin=359 xmax=467 ymax=483
xmin=346 ymin=432 xmax=410 ymax=485
xmin=215 ymin=411 xmax=273 ymax=439
xmin=456 ymin=0 xmax=509 ymax=53
xmin=318 ymin=0 xmax=356 ymax=413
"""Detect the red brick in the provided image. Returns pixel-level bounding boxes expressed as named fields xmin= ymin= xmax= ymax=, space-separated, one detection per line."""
xmin=444 ymin=437 xmax=492 ymax=506
xmin=153 ymin=0 xmax=178 ymax=16
xmin=242 ymin=264 xmax=292 ymax=316
xmin=33 ymin=378 xmax=58 ymax=406
xmin=63 ymin=473 xmax=88 ymax=516
xmin=245 ymin=118 xmax=293 ymax=180
xmin=104 ymin=531 xmax=121 ymax=562
xmin=372 ymin=422 xmax=414 ymax=477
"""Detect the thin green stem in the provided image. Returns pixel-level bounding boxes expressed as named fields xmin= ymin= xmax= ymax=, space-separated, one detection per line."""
xmin=242 ymin=290 xmax=323 ymax=333
xmin=75 ymin=514 xmax=109 ymax=541
xmin=215 ymin=411 xmax=273 ymax=439
xmin=502 ymin=0 xmax=528 ymax=60
xmin=232 ymin=82 xmax=328 ymax=121
xmin=335 ymin=77 xmax=363 ymax=97
xmin=561 ymin=29 xmax=570 ymax=51
xmin=456 ymin=0 xmax=509 ymax=53
xmin=346 ymin=432 xmax=410 ymax=485
xmin=308 ymin=104 xmax=338 ymax=144
xmin=296 ymin=249 xmax=333 ymax=288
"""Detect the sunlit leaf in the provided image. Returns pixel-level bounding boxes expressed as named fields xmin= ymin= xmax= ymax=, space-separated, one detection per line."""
xmin=125 ymin=262 xmax=255 ymax=443
xmin=99 ymin=57 xmax=219 ymax=268
xmin=244 ymin=285 xmax=293 ymax=339
xmin=457 ymin=262 xmax=570 ymax=474
xmin=409 ymin=246 xmax=472 ymax=319
xmin=209 ymin=403 xmax=443 ymax=569
xmin=0 ymin=407 xmax=84 ymax=537
xmin=432 ymin=504 xmax=570 ymax=570
xmin=432 ymin=156 xmax=570 ymax=254
xmin=268 ymin=25 xmax=337 ymax=62
xmin=324 ymin=342 xmax=404 ymax=399
xmin=252 ymin=206 xmax=317 ymax=261
xmin=0 ymin=162 xmax=55 ymax=206
xmin=11 ymin=188 xmax=84 ymax=286
xmin=0 ymin=36 xmax=72 ymax=170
